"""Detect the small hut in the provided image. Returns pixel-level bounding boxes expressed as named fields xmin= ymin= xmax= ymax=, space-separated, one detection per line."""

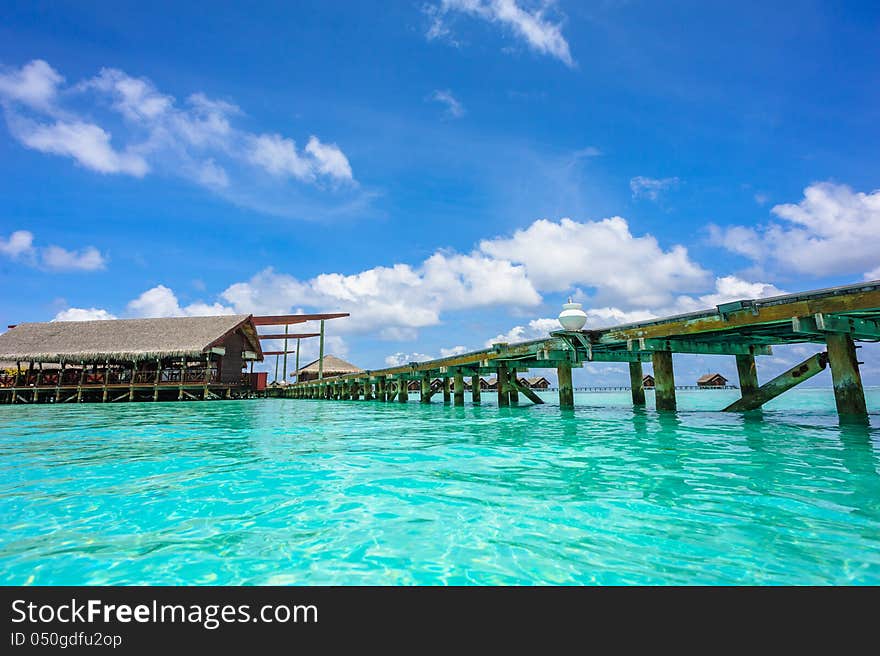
xmin=642 ymin=374 xmax=655 ymax=388
xmin=697 ymin=373 xmax=728 ymax=388
xmin=294 ymin=355 xmax=362 ymax=381
xmin=526 ymin=376 xmax=551 ymax=390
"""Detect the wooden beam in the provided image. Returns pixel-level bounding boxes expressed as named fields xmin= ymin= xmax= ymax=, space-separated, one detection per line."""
xmin=442 ymin=377 xmax=451 ymax=404
xmin=453 ymin=371 xmax=465 ymax=406
xmin=251 ymin=313 xmax=349 ymax=326
xmin=794 ymin=313 xmax=880 ymax=340
xmin=258 ymin=333 xmax=320 ymax=340
xmin=628 ymin=338 xmax=772 ymax=356
xmin=724 ymin=352 xmax=827 ymax=412
xmin=497 ymin=364 xmax=510 ymax=407
xmin=735 ymin=354 xmax=759 ymax=405
xmin=420 ymin=372 xmax=432 ymax=404
xmin=510 ymin=378 xmax=544 ymax=405
xmin=471 ymin=375 xmax=481 ymax=404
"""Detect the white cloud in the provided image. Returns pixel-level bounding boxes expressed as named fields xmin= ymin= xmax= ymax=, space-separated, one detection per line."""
xmin=430 ymin=89 xmax=466 ymax=119
xmin=630 ymin=176 xmax=680 ymax=201
xmin=866 ymin=266 xmax=880 ymax=281
xmin=710 ymin=182 xmax=880 ymax=278
xmin=0 ymin=59 xmax=62 ymax=111
xmin=41 ymin=245 xmax=106 ymax=271
xmin=0 ymin=229 xmax=107 ymax=272
xmin=668 ymin=275 xmax=785 ymax=315
xmin=439 ymin=345 xmax=468 ymax=357
xmin=0 ymin=60 xmax=357 ymax=212
xmin=385 ymin=352 xmax=434 ymax=366
xmin=126 ymin=285 xmax=235 ymax=318
xmin=479 ymin=216 xmax=709 ymax=308
xmin=11 ymin=118 xmax=149 ymax=176
xmin=427 ymin=0 xmax=574 ymax=67
xmin=53 ymin=307 xmax=117 ymax=321
xmin=0 ymin=230 xmax=35 ymax=259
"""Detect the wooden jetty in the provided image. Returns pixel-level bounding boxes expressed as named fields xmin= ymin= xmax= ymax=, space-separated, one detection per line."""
xmin=278 ymin=281 xmax=880 ymax=421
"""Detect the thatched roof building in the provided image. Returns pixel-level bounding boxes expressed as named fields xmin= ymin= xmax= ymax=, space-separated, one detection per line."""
xmin=294 ymin=354 xmax=362 ymax=381
xmin=697 ymin=373 xmax=728 ymax=388
xmin=0 ymin=315 xmax=263 ymax=364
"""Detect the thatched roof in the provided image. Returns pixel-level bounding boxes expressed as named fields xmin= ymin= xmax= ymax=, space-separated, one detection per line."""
xmin=697 ymin=373 xmax=727 ymax=384
xmin=0 ymin=315 xmax=261 ymax=363
xmin=294 ymin=354 xmax=362 ymax=376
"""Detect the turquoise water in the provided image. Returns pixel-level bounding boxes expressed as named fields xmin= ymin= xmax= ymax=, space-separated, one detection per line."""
xmin=1 ymin=389 xmax=879 ymax=585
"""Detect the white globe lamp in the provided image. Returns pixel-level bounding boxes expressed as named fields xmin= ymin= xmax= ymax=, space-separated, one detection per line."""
xmin=558 ymin=298 xmax=587 ymax=331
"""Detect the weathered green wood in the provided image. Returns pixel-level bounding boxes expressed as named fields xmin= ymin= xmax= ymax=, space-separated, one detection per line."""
xmin=377 ymin=376 xmax=386 ymax=402
xmin=398 ymin=380 xmax=408 ymax=402
xmin=442 ymin=377 xmax=451 ymax=403
xmin=794 ymin=313 xmax=880 ymax=340
xmin=630 ymin=338 xmax=771 ymax=356
xmin=557 ymin=363 xmax=574 ymax=409
xmin=652 ymin=351 xmax=676 ymax=411
xmin=629 ymin=361 xmax=645 ymax=406
xmin=453 ymin=371 xmax=465 ymax=406
xmin=734 ymin=353 xmax=759 ymax=405
xmin=508 ymin=380 xmax=519 ymax=404
xmin=497 ymin=365 xmax=510 ymax=407
xmin=826 ymin=333 xmax=868 ymax=417
xmin=420 ymin=373 xmax=432 ymax=404
xmin=509 ymin=379 xmax=544 ymax=405
xmin=724 ymin=352 xmax=827 ymax=412
xmin=471 ymin=375 xmax=481 ymax=404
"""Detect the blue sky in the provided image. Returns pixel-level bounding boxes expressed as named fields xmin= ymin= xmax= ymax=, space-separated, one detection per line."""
xmin=1 ymin=0 xmax=879 ymax=385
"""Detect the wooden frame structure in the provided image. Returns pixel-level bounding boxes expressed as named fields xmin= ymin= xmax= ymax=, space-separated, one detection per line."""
xmin=253 ymin=313 xmax=349 ymax=385
xmin=277 ymin=281 xmax=880 ymax=421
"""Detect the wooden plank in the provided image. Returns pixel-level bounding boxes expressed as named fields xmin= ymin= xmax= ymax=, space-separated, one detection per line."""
xmin=258 ymin=333 xmax=320 ymax=340
xmin=251 ymin=313 xmax=349 ymax=326
xmin=724 ymin=352 xmax=827 ymax=412
xmin=509 ymin=379 xmax=544 ymax=405
xmin=628 ymin=338 xmax=772 ymax=356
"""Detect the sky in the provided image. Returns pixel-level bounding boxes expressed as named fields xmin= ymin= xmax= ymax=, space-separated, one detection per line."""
xmin=1 ymin=0 xmax=879 ymax=386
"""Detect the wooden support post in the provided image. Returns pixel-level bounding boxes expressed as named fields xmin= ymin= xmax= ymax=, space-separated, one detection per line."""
xmin=398 ymin=380 xmax=408 ymax=403
xmin=318 ymin=319 xmax=325 ymax=380
xmin=826 ymin=333 xmax=868 ymax=418
xmin=629 ymin=361 xmax=645 ymax=406
xmin=177 ymin=358 xmax=185 ymax=401
xmin=33 ymin=362 xmax=41 ymax=403
xmin=77 ymin=361 xmax=86 ymax=403
xmin=442 ymin=377 xmax=451 ymax=404
xmin=55 ymin=361 xmax=65 ymax=403
xmin=471 ymin=375 xmax=481 ymax=404
xmin=376 ymin=376 xmax=386 ymax=402
xmin=153 ymin=359 xmax=161 ymax=402
xmin=509 ymin=377 xmax=519 ymax=405
xmin=11 ymin=361 xmax=20 ymax=404
xmin=282 ymin=323 xmax=289 ymax=384
xmin=101 ymin=359 xmax=109 ymax=403
xmin=557 ymin=363 xmax=574 ymax=409
xmin=724 ymin=352 xmax=827 ymax=412
xmin=203 ymin=354 xmax=211 ymax=400
xmin=294 ymin=338 xmax=301 ymax=383
xmin=652 ymin=351 xmax=676 ymax=411
xmin=734 ymin=353 xmax=759 ymax=406
xmin=420 ymin=373 xmax=432 ymax=403
xmin=453 ymin=371 xmax=464 ymax=406
xmin=274 ymin=354 xmax=279 ymax=384
xmin=497 ymin=365 xmax=510 ymax=407
xmin=129 ymin=361 xmax=137 ymax=401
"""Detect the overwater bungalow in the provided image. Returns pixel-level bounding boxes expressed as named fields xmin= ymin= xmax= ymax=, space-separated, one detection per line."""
xmin=0 ymin=315 xmax=263 ymax=403
xmin=642 ymin=374 xmax=655 ymax=388
xmin=697 ymin=373 xmax=729 ymax=388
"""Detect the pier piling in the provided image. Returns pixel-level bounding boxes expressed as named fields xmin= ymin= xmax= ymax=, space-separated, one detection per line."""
xmin=652 ymin=351 xmax=676 ymax=411
xmin=471 ymin=375 xmax=481 ymax=404
xmin=453 ymin=371 xmax=465 ymax=406
xmin=557 ymin=363 xmax=574 ymax=409
xmin=735 ymin=354 xmax=759 ymax=406
xmin=497 ymin=365 xmax=511 ymax=407
xmin=628 ymin=361 xmax=645 ymax=406
xmin=826 ymin=333 xmax=868 ymax=418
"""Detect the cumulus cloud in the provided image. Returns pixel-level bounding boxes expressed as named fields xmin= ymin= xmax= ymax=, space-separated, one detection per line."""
xmin=479 ymin=216 xmax=709 ymax=308
xmin=385 ymin=352 xmax=435 ymax=366
xmin=0 ymin=60 xmax=357 ymax=215
xmin=0 ymin=229 xmax=106 ymax=271
xmin=126 ymin=285 xmax=236 ymax=318
xmin=426 ymin=0 xmax=574 ymax=67
xmin=710 ymin=182 xmax=880 ymax=278
xmin=629 ymin=176 xmax=680 ymax=201
xmin=53 ymin=307 xmax=117 ymax=321
xmin=430 ymin=89 xmax=465 ymax=118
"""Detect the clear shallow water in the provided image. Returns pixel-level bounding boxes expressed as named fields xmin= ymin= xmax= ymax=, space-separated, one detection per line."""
xmin=1 ymin=388 xmax=879 ymax=585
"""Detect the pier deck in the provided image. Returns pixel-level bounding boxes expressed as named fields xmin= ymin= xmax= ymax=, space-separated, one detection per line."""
xmin=280 ymin=281 xmax=880 ymax=420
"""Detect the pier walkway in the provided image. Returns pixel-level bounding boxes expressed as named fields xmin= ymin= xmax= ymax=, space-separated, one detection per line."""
xmin=277 ymin=281 xmax=880 ymax=420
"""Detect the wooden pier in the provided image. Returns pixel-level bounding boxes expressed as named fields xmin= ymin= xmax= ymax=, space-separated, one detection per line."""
xmin=277 ymin=281 xmax=880 ymax=421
